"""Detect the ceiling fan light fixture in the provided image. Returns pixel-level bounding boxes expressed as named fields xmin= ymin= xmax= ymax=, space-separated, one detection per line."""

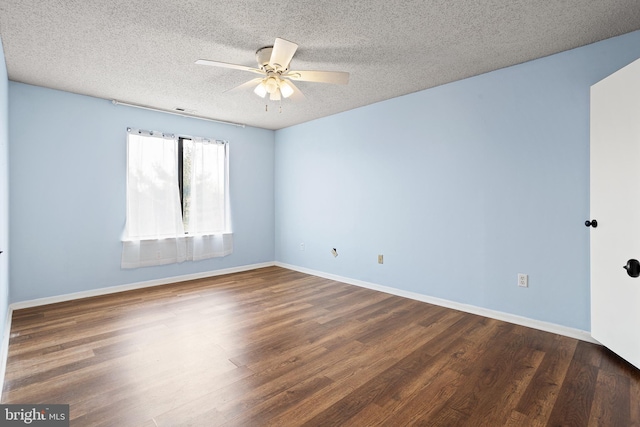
xmin=265 ymin=76 xmax=279 ymax=94
xmin=270 ymin=90 xmax=281 ymax=101
xmin=279 ymin=80 xmax=294 ymax=98
xmin=254 ymin=82 xmax=267 ymax=98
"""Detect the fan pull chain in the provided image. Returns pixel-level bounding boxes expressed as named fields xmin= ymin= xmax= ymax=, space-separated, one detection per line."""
xmin=263 ymin=103 xmax=283 ymax=113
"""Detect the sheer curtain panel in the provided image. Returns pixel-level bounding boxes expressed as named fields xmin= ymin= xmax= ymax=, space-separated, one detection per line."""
xmin=185 ymin=138 xmax=233 ymax=260
xmin=122 ymin=129 xmax=186 ymax=268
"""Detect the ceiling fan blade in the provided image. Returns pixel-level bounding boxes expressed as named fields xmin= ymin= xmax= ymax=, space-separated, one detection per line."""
xmin=283 ymin=70 xmax=349 ymax=85
xmin=195 ymin=59 xmax=263 ymax=75
xmin=269 ymin=38 xmax=298 ymax=71
xmin=223 ymin=78 xmax=264 ymax=94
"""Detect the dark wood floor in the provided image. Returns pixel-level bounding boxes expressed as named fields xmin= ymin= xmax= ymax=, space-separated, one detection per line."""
xmin=2 ymin=267 xmax=639 ymax=426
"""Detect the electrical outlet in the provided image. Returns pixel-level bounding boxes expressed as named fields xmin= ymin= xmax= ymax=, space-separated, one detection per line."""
xmin=299 ymin=242 xmax=305 ymax=251
xmin=518 ymin=273 xmax=528 ymax=288
xmin=378 ymin=254 xmax=384 ymax=264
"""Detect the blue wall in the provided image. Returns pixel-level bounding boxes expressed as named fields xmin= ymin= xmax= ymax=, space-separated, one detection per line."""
xmin=0 ymin=38 xmax=9 ymax=351
xmin=274 ymin=30 xmax=640 ymax=331
xmin=9 ymin=83 xmax=275 ymax=302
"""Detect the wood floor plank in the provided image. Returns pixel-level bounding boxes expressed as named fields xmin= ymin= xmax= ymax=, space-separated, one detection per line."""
xmin=219 ymin=375 xmax=335 ymax=427
xmin=372 ymin=368 xmax=465 ymax=426
xmin=428 ymin=324 xmax=527 ymax=421
xmin=2 ymin=266 xmax=638 ymax=426
xmin=503 ymin=410 xmax=544 ymax=427
xmin=546 ymin=342 xmax=600 ymax=427
xmin=588 ymin=371 xmax=630 ymax=427
xmin=631 ymin=376 xmax=640 ymax=427
xmin=358 ymin=334 xmax=485 ymax=425
xmin=465 ymin=348 xmax=545 ymax=426
xmin=515 ymin=334 xmax=577 ymax=423
xmin=262 ymin=354 xmax=401 ymax=426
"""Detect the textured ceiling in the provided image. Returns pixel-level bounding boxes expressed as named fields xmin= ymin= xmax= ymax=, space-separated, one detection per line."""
xmin=1 ymin=1 xmax=640 ymax=130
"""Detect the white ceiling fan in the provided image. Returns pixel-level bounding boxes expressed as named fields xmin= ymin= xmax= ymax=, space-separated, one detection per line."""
xmin=196 ymin=38 xmax=349 ymax=102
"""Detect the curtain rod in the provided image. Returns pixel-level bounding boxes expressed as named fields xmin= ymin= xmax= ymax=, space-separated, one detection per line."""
xmin=111 ymin=100 xmax=245 ymax=128
xmin=127 ymin=127 xmax=228 ymax=144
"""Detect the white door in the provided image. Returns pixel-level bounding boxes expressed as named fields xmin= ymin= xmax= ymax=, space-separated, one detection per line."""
xmin=591 ymin=57 xmax=640 ymax=369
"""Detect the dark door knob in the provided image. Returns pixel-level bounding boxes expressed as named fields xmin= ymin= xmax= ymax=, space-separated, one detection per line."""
xmin=585 ymin=219 xmax=598 ymax=228
xmin=624 ymin=259 xmax=640 ymax=277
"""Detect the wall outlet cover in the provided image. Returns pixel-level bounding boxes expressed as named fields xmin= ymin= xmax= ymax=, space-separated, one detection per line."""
xmin=518 ymin=273 xmax=528 ymax=288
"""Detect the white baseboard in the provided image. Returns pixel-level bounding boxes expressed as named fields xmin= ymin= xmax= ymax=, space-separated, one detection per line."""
xmin=275 ymin=262 xmax=598 ymax=344
xmin=10 ymin=262 xmax=276 ymax=311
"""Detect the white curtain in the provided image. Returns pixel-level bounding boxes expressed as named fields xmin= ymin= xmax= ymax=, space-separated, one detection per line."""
xmin=121 ymin=130 xmax=233 ymax=269
xmin=122 ymin=130 xmax=186 ymax=268
xmin=124 ymin=131 xmax=185 ymax=239
xmin=185 ymin=138 xmax=233 ymax=260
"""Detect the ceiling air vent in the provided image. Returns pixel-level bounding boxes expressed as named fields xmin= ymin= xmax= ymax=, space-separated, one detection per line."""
xmin=174 ymin=107 xmax=197 ymax=114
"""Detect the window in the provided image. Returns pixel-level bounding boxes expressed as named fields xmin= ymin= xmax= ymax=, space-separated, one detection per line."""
xmin=122 ymin=129 xmax=232 ymax=268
